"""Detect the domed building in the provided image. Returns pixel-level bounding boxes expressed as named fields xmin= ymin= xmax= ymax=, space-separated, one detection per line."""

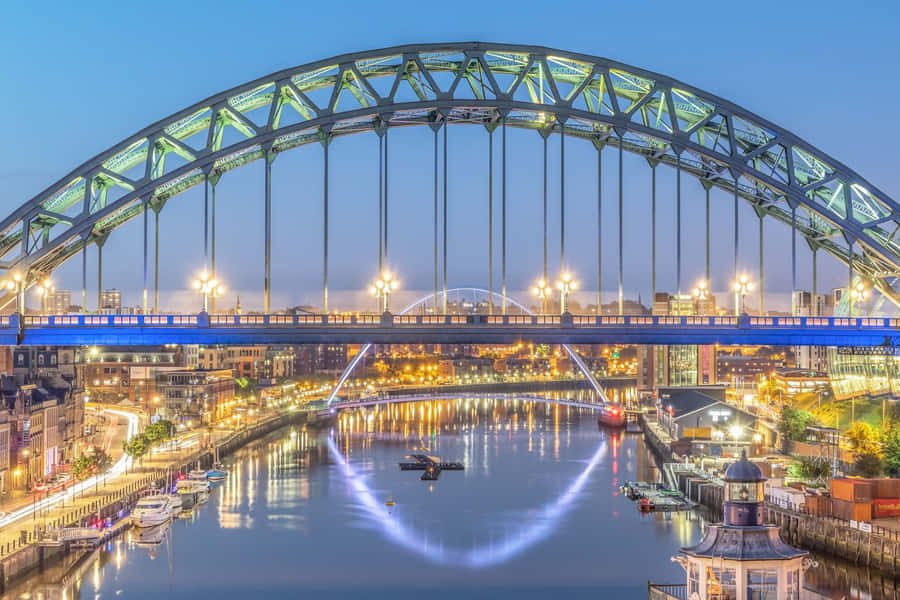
xmin=676 ymin=451 xmax=808 ymax=600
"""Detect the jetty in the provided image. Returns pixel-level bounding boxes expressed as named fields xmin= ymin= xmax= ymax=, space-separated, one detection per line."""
xmin=398 ymin=454 xmax=464 ymax=480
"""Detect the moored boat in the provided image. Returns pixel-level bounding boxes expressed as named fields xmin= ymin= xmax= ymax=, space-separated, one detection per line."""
xmin=207 ymin=462 xmax=227 ymax=481
xmin=597 ymin=404 xmax=626 ymax=428
xmin=130 ymin=494 xmax=179 ymax=528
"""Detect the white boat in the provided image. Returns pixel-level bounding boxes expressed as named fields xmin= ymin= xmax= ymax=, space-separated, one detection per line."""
xmin=130 ymin=494 xmax=179 ymax=528
xmin=188 ymin=470 xmax=211 ymax=491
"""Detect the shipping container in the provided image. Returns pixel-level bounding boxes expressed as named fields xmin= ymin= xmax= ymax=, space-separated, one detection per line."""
xmin=831 ymin=498 xmax=872 ymax=522
xmin=873 ymin=479 xmax=900 ymax=500
xmin=804 ymin=494 xmax=829 ymax=516
xmin=873 ymin=498 xmax=900 ymax=519
xmin=769 ymin=486 xmax=805 ymax=509
xmin=831 ymin=478 xmax=874 ymax=503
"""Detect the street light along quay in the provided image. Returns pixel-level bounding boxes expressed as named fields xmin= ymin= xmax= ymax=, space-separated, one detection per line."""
xmin=733 ymin=274 xmax=753 ymax=316
xmin=556 ymin=273 xmax=576 ymax=315
xmin=370 ymin=272 xmax=398 ymax=313
xmin=2 ymin=272 xmax=26 ymax=318
xmin=193 ymin=272 xmax=225 ymax=313
xmin=532 ymin=279 xmax=550 ymax=314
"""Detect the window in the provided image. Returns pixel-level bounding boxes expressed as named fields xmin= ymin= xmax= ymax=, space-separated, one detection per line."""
xmin=689 ymin=562 xmax=700 ymax=596
xmin=746 ymin=569 xmax=777 ymax=600
xmin=786 ymin=569 xmax=800 ymax=600
xmin=707 ymin=567 xmax=737 ymax=600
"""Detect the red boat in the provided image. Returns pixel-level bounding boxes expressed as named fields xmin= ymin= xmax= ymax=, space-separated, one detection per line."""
xmin=638 ymin=497 xmax=655 ymax=512
xmin=597 ymin=404 xmax=626 ymax=428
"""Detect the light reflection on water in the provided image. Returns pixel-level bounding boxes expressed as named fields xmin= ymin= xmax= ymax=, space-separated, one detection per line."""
xmin=7 ymin=393 xmax=887 ymax=599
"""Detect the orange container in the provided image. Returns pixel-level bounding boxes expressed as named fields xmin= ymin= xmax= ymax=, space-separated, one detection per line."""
xmin=831 ymin=498 xmax=873 ymax=522
xmin=853 ymin=501 xmax=873 ymax=522
xmin=874 ymin=498 xmax=900 ymax=518
xmin=831 ymin=478 xmax=874 ymax=503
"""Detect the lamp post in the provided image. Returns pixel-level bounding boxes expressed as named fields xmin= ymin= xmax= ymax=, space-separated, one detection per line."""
xmin=556 ymin=273 xmax=576 ymax=315
xmin=192 ymin=272 xmax=225 ymax=313
xmin=732 ymin=275 xmax=753 ymax=316
xmin=850 ymin=281 xmax=868 ymax=317
xmin=35 ymin=277 xmax=53 ymax=314
xmin=370 ymin=272 xmax=398 ymax=313
xmin=692 ymin=280 xmax=709 ymax=316
xmin=729 ymin=424 xmax=743 ymax=458
xmin=3 ymin=272 xmax=26 ymax=319
xmin=532 ymin=279 xmax=550 ymax=314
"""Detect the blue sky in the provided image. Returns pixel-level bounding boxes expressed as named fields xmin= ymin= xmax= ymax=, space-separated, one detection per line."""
xmin=1 ymin=0 xmax=898 ymax=312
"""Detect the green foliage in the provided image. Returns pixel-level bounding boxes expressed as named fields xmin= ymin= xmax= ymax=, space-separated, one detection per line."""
xmin=853 ymin=452 xmax=884 ymax=478
xmin=845 ymin=421 xmax=883 ymax=457
xmin=72 ymin=448 xmax=111 ymax=480
xmin=778 ymin=407 xmax=815 ymax=442
xmin=123 ymin=434 xmax=149 ymax=460
xmin=143 ymin=420 xmax=175 ymax=443
xmin=788 ymin=456 xmax=831 ymax=481
xmin=883 ymin=427 xmax=900 ymax=478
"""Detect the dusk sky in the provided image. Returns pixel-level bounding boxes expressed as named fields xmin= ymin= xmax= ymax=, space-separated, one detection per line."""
xmin=2 ymin=0 xmax=898 ymax=313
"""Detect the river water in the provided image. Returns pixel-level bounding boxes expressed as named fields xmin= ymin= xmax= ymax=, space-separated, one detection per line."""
xmin=3 ymin=394 xmax=895 ymax=599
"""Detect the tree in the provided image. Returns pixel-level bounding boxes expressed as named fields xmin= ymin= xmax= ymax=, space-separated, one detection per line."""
xmin=882 ymin=427 xmax=900 ymax=477
xmin=123 ymin=434 xmax=149 ymax=462
xmin=854 ymin=453 xmax=884 ymax=478
xmin=143 ymin=420 xmax=175 ymax=443
xmin=778 ymin=407 xmax=815 ymax=442
xmin=72 ymin=448 xmax=111 ymax=480
xmin=845 ymin=421 xmax=882 ymax=457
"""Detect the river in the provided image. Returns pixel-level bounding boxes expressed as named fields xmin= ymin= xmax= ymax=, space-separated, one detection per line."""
xmin=2 ymin=393 xmax=895 ymax=599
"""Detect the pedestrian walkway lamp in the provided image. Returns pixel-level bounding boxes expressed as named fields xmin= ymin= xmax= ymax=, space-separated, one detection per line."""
xmin=532 ymin=279 xmax=550 ymax=314
xmin=732 ymin=275 xmax=753 ymax=316
xmin=692 ymin=280 xmax=709 ymax=315
xmin=193 ymin=272 xmax=224 ymax=313
xmin=35 ymin=277 xmax=53 ymax=313
xmin=370 ymin=272 xmax=398 ymax=313
xmin=850 ymin=281 xmax=868 ymax=317
xmin=556 ymin=273 xmax=576 ymax=315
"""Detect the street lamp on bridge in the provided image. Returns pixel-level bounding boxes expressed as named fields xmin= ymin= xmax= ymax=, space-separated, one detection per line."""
xmin=2 ymin=272 xmax=25 ymax=319
xmin=370 ymin=272 xmax=398 ymax=313
xmin=532 ymin=279 xmax=550 ymax=314
xmin=692 ymin=280 xmax=709 ymax=315
xmin=556 ymin=273 xmax=576 ymax=315
xmin=35 ymin=277 xmax=54 ymax=313
xmin=733 ymin=275 xmax=753 ymax=316
xmin=193 ymin=272 xmax=225 ymax=313
xmin=850 ymin=281 xmax=869 ymax=317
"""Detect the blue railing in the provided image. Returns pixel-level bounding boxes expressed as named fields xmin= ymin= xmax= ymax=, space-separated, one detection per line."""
xmin=13 ymin=313 xmax=896 ymax=329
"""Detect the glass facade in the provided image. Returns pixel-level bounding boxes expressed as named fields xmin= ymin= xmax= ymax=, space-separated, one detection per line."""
xmin=726 ymin=481 xmax=764 ymax=503
xmin=786 ymin=569 xmax=801 ymax=600
xmin=827 ymin=349 xmax=896 ymax=400
xmin=668 ymin=345 xmax=698 ymax=386
xmin=688 ymin=563 xmax=700 ymax=597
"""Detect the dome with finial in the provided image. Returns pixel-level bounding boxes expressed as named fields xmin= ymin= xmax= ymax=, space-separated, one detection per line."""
xmin=724 ymin=449 xmax=763 ymax=483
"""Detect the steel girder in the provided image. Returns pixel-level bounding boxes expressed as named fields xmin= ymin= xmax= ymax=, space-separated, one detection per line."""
xmin=4 ymin=42 xmax=900 ymax=304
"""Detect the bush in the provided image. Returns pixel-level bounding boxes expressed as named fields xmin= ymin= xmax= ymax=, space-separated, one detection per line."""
xmin=788 ymin=456 xmax=831 ymax=481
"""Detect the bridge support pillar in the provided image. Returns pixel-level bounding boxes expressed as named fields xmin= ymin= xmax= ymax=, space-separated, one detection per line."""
xmin=759 ymin=212 xmax=764 ymax=315
xmin=597 ymin=142 xmax=603 ymax=314
xmin=323 ymin=140 xmax=329 ymax=314
xmin=142 ymin=198 xmax=148 ymax=315
xmin=675 ymin=151 xmax=682 ymax=296
xmin=487 ymin=123 xmax=493 ymax=315
xmin=442 ymin=121 xmax=447 ymax=313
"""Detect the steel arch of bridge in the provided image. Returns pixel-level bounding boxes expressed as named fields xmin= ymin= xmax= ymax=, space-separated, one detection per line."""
xmin=6 ymin=42 xmax=900 ymax=305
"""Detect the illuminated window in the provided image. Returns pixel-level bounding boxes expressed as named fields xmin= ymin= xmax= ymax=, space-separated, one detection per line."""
xmin=706 ymin=567 xmax=737 ymax=600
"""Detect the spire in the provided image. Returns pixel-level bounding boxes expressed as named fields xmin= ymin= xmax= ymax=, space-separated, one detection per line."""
xmin=235 ymin=295 xmax=242 ymax=315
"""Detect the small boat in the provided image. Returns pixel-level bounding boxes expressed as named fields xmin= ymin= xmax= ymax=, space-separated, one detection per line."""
xmin=597 ymin=404 xmax=627 ymax=428
xmin=207 ymin=463 xmax=227 ymax=482
xmin=638 ymin=497 xmax=655 ymax=512
xmin=385 ymin=495 xmax=395 ymax=507
xmin=131 ymin=494 xmax=179 ymax=528
xmin=187 ymin=470 xmax=211 ymax=491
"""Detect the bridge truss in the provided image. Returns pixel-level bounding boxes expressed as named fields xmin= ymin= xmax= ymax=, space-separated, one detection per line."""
xmin=4 ymin=42 xmax=900 ymax=310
